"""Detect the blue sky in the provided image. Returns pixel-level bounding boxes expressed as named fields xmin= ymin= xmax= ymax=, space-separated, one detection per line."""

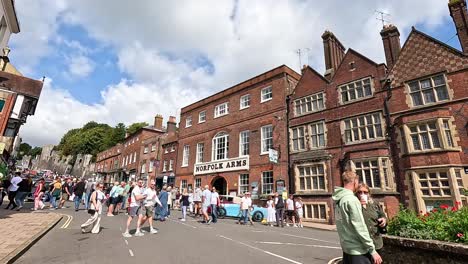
xmin=7 ymin=0 xmax=461 ymax=146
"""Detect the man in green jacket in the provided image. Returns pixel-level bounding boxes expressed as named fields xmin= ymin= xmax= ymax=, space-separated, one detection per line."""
xmin=332 ymin=171 xmax=383 ymax=264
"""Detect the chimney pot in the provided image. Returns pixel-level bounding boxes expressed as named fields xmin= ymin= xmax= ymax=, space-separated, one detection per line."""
xmin=321 ymin=31 xmax=345 ymax=79
xmin=167 ymin=116 xmax=177 ymax=133
xmin=380 ymin=24 xmax=401 ymax=69
xmin=449 ymin=0 xmax=468 ymax=54
xmin=154 ymin=114 xmax=163 ymax=131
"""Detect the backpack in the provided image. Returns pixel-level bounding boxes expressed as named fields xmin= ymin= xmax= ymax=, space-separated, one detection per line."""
xmin=275 ymin=196 xmax=284 ymax=209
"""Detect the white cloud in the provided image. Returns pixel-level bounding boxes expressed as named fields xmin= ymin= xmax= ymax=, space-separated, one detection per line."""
xmin=14 ymin=0 xmax=454 ymax=146
xmin=66 ymin=54 xmax=95 ymax=79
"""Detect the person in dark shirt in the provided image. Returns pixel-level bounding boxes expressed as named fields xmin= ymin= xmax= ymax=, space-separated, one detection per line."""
xmin=15 ymin=176 xmax=32 ymax=211
xmin=59 ymin=178 xmax=72 ymax=209
xmin=73 ymin=178 xmax=86 ymax=211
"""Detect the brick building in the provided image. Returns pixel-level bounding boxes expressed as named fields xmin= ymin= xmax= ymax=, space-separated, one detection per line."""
xmin=120 ymin=115 xmax=165 ymax=181
xmin=386 ymin=0 xmax=468 ymax=214
xmin=289 ymin=31 xmax=400 ymax=224
xmin=95 ymin=144 xmax=122 ymax=184
xmin=139 ymin=116 xmax=178 ymax=188
xmin=157 ymin=116 xmax=178 ymax=189
xmin=176 ymin=66 xmax=300 ymax=197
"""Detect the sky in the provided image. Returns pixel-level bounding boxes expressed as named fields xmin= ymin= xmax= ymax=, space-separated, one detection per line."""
xmin=9 ymin=0 xmax=460 ymax=147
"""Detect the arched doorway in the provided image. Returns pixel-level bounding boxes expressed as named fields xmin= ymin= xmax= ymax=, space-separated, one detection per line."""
xmin=211 ymin=176 xmax=227 ymax=195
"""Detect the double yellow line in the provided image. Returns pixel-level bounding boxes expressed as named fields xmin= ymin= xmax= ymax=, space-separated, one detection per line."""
xmin=60 ymin=214 xmax=73 ymax=229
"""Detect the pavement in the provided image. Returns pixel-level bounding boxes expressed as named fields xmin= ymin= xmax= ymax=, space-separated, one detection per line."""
xmin=12 ymin=202 xmax=342 ymax=264
xmin=0 ymin=201 xmax=62 ymax=264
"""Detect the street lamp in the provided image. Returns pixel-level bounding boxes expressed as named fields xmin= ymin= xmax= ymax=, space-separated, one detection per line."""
xmin=1 ymin=46 xmax=10 ymax=71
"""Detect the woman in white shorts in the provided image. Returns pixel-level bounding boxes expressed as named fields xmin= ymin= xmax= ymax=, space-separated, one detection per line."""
xmin=295 ymin=197 xmax=304 ymax=228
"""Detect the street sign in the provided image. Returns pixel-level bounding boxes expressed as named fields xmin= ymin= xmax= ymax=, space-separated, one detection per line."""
xmin=163 ymin=175 xmax=168 ymax=183
xmin=268 ymin=148 xmax=278 ymax=163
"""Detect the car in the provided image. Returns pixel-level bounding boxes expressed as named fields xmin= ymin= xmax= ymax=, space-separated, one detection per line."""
xmin=215 ymin=195 xmax=268 ymax=222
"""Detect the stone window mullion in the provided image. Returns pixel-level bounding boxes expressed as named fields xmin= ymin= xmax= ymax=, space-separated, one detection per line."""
xmin=449 ymin=168 xmax=462 ymax=205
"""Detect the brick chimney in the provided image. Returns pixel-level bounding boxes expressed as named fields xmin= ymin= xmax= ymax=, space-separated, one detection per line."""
xmin=322 ymin=30 xmax=345 ymax=79
xmin=154 ymin=114 xmax=163 ymax=131
xmin=167 ymin=116 xmax=177 ymax=133
xmin=380 ymin=24 xmax=401 ymax=69
xmin=449 ymin=0 xmax=468 ymax=54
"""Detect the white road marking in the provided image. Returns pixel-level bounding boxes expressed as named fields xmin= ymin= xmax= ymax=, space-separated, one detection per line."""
xmin=218 ymin=235 xmax=303 ymax=264
xmin=128 ymin=249 xmax=134 ymax=257
xmin=280 ymin=233 xmax=339 ymax=245
xmin=168 ymin=218 xmax=197 ymax=229
xmin=255 ymin=241 xmax=341 ymax=250
xmin=60 ymin=215 xmax=73 ymax=229
xmin=124 ymin=240 xmax=128 ymax=245
xmin=252 ymin=230 xmax=266 ymax=233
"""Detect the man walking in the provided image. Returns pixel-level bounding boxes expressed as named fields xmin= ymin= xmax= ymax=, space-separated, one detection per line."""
xmin=193 ymin=187 xmax=202 ymax=217
xmin=84 ymin=180 xmax=93 ymax=210
xmin=274 ymin=192 xmax=285 ymax=228
xmin=73 ymin=178 xmax=86 ymax=212
xmin=139 ymin=180 xmax=161 ymax=234
xmin=332 ymin=171 xmax=382 ymax=264
xmin=240 ymin=192 xmax=252 ymax=225
xmin=210 ymin=186 xmax=220 ymax=224
xmin=123 ymin=179 xmax=145 ymax=238
xmin=6 ymin=172 xmax=22 ymax=210
xmin=59 ymin=178 xmax=72 ymax=209
xmin=201 ymin=185 xmax=211 ymax=224
xmin=285 ymin=194 xmax=296 ymax=227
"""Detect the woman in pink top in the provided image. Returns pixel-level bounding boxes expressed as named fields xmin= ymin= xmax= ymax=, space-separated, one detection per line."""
xmin=33 ymin=178 xmax=46 ymax=210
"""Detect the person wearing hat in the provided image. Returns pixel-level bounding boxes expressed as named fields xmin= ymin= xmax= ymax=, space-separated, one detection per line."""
xmin=240 ymin=192 xmax=252 ymax=225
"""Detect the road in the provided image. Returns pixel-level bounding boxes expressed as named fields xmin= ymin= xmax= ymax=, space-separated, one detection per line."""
xmin=15 ymin=206 xmax=341 ymax=264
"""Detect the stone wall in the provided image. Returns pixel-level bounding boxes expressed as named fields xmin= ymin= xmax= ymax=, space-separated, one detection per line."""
xmin=380 ymin=236 xmax=468 ymax=264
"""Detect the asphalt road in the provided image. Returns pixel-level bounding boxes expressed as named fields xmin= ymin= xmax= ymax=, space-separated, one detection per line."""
xmin=15 ymin=204 xmax=341 ymax=264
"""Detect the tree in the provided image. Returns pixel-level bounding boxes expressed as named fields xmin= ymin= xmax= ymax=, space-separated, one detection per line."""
xmin=30 ymin=147 xmax=42 ymax=157
xmin=126 ymin=122 xmax=149 ymax=135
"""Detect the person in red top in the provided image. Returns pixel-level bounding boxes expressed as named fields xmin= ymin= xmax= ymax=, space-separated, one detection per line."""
xmin=33 ymin=178 xmax=46 ymax=210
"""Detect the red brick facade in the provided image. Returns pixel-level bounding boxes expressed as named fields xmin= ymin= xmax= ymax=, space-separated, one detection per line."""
xmin=95 ymin=144 xmax=122 ymax=184
xmin=388 ymin=24 xmax=468 ymax=213
xmin=175 ymin=65 xmax=300 ymax=197
xmin=289 ymin=36 xmax=400 ymax=224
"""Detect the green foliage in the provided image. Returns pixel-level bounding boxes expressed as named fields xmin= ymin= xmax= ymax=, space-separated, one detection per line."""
xmin=126 ymin=122 xmax=149 ymax=135
xmin=16 ymin=143 xmax=41 ymax=160
xmin=30 ymin=147 xmax=42 ymax=157
xmin=389 ymin=203 xmax=468 ymax=244
xmin=56 ymin=121 xmax=127 ymax=158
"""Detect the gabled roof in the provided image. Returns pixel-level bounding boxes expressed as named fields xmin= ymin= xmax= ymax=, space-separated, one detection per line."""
xmin=302 ymin=65 xmax=329 ymax=84
xmin=330 ymin=48 xmax=381 ymax=81
xmin=390 ymin=26 xmax=468 ymax=86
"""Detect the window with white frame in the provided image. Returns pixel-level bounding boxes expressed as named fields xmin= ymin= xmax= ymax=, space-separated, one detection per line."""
xmin=294 ymin=92 xmax=325 ymax=116
xmin=240 ymin=94 xmax=250 ymax=109
xmin=171 ymin=145 xmax=175 ymax=152
xmin=239 ymin=174 xmax=249 ymax=194
xmin=405 ymin=119 xmax=455 ymax=153
xmin=141 ymin=163 xmax=146 ymax=174
xmin=340 ymin=77 xmax=373 ymax=103
xmin=297 ymin=164 xmax=326 ymax=191
xmin=163 ymin=160 xmax=167 ymax=172
xmin=129 ymin=153 xmax=133 ymax=164
xmin=186 ymin=116 xmax=192 ymax=128
xmin=199 ymin=111 xmax=206 ymax=123
xmin=352 ymin=157 xmax=391 ymax=189
xmin=291 ymin=126 xmax=306 ymax=152
xmin=196 ymin=143 xmax=204 ymax=163
xmin=262 ymin=171 xmax=274 ymax=194
xmin=133 ymin=152 xmax=137 ymax=163
xmin=181 ymin=180 xmax=188 ymax=190
xmin=169 ymin=160 xmax=174 ymax=171
xmin=261 ymin=125 xmax=273 ymax=154
xmin=417 ymin=171 xmax=451 ymax=197
xmin=261 ymin=86 xmax=273 ymax=102
xmin=212 ymin=132 xmax=229 ymax=160
xmin=304 ymin=203 xmax=327 ymax=220
xmin=239 ymin=131 xmax=250 ymax=156
xmin=408 ymin=74 xmax=449 ymax=107
xmin=214 ymin=102 xmax=229 ymax=118
xmin=149 ymin=160 xmax=154 ymax=172
xmin=182 ymin=145 xmax=190 ymax=167
xmin=455 ymin=169 xmax=465 ymax=197
xmin=195 ymin=178 xmax=201 ymax=189
xmin=344 ymin=112 xmax=384 ymax=143
xmin=165 ymin=147 xmax=168 ymax=153
xmin=151 ymin=144 xmax=156 ymax=152
xmin=310 ymin=121 xmax=326 ymax=148
xmin=144 ymin=146 xmax=149 ymax=154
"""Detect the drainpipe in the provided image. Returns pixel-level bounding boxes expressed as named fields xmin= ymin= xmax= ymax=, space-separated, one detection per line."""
xmin=284 ymin=73 xmax=293 ymax=195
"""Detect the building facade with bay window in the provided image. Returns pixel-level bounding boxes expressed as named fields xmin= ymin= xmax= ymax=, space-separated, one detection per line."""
xmin=387 ymin=0 xmax=468 ymax=215
xmin=288 ymin=31 xmax=400 ymax=224
xmin=176 ymin=65 xmax=300 ymax=197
